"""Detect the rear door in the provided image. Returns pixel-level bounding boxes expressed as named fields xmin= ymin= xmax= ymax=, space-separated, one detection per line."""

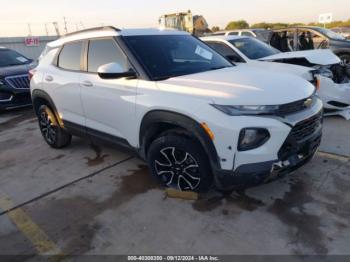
xmin=80 ymin=38 xmax=138 ymax=140
xmin=45 ymin=41 xmax=85 ymax=126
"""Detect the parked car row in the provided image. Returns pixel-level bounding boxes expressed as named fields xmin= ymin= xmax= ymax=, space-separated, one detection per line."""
xmin=201 ymin=35 xmax=350 ymax=119
xmin=270 ymin=27 xmax=350 ymax=65
xmin=30 ymin=27 xmax=323 ymax=192
xmin=212 ymin=26 xmax=350 ymax=65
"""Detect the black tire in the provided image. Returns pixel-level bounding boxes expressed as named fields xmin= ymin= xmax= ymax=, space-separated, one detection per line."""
xmin=147 ymin=132 xmax=213 ymax=192
xmin=37 ymin=105 xmax=72 ymax=149
xmin=339 ymin=53 xmax=350 ymax=65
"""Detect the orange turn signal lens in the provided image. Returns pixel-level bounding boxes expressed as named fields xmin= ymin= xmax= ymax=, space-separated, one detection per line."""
xmin=201 ymin=122 xmax=215 ymax=141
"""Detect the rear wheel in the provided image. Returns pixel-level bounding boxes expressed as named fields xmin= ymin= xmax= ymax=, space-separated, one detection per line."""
xmin=147 ymin=133 xmax=213 ymax=192
xmin=38 ymin=105 xmax=71 ymax=148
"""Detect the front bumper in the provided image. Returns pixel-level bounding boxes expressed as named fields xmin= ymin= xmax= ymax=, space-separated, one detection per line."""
xmin=214 ymin=111 xmax=323 ymax=190
xmin=0 ymin=85 xmax=31 ymax=110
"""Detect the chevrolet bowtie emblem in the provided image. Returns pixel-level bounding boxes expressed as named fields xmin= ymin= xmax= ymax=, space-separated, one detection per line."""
xmin=304 ymin=98 xmax=313 ymax=108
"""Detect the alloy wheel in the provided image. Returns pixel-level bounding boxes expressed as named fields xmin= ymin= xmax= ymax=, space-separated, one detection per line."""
xmin=154 ymin=147 xmax=201 ymax=191
xmin=39 ymin=111 xmax=56 ymax=145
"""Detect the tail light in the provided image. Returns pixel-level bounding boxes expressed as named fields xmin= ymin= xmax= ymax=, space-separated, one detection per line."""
xmin=28 ymin=69 xmax=36 ymax=81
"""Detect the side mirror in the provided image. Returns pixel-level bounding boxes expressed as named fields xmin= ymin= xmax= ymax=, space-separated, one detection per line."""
xmin=97 ymin=63 xmax=137 ymax=79
xmin=226 ymin=55 xmax=243 ymax=63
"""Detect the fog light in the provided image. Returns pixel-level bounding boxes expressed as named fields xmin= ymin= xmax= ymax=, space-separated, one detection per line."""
xmin=238 ymin=128 xmax=270 ymax=151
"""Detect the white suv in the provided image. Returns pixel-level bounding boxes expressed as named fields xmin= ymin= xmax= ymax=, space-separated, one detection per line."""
xmin=30 ymin=27 xmax=323 ymax=192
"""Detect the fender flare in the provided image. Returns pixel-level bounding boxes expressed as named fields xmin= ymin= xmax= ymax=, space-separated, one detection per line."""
xmin=139 ymin=110 xmax=221 ymax=171
xmin=31 ymin=89 xmax=64 ymax=127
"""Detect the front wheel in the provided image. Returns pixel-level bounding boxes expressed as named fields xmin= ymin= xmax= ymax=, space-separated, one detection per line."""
xmin=339 ymin=53 xmax=350 ymax=65
xmin=147 ymin=133 xmax=213 ymax=192
xmin=38 ymin=105 xmax=72 ymax=149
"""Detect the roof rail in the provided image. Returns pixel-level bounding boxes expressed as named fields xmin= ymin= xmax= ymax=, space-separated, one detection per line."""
xmin=62 ymin=26 xmax=121 ymax=37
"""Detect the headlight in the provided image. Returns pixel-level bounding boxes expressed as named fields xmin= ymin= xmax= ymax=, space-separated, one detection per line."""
xmin=238 ymin=128 xmax=270 ymax=151
xmin=211 ymin=104 xmax=279 ymax=116
xmin=0 ymin=79 xmax=4 ymax=86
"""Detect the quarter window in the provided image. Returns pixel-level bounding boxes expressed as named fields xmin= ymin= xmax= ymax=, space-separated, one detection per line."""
xmin=58 ymin=41 xmax=83 ymax=71
xmin=87 ymin=39 xmax=128 ymax=73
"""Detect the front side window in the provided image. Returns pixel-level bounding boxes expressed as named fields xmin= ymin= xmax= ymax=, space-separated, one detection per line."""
xmin=58 ymin=41 xmax=83 ymax=71
xmin=229 ymin=37 xmax=279 ymax=60
xmin=0 ymin=49 xmax=30 ymax=67
xmin=124 ymin=35 xmax=232 ymax=80
xmin=302 ymin=30 xmax=328 ymax=49
xmin=87 ymin=38 xmax=129 ymax=73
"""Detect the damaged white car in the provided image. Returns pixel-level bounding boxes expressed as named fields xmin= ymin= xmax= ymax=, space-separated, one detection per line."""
xmin=202 ymin=35 xmax=350 ymax=119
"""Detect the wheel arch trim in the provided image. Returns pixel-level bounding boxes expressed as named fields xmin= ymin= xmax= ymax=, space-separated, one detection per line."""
xmin=139 ymin=110 xmax=221 ymax=171
xmin=31 ymin=89 xmax=64 ymax=127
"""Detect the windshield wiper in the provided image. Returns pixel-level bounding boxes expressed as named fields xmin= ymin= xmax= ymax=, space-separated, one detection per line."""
xmin=153 ymin=76 xmax=173 ymax=81
xmin=209 ymin=65 xmax=232 ymax=71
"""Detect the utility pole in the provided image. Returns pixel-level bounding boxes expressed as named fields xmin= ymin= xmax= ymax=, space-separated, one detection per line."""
xmin=44 ymin=23 xmax=49 ymax=36
xmin=27 ymin=23 xmax=32 ymax=36
xmin=63 ymin=16 xmax=68 ymax=34
xmin=52 ymin=22 xmax=60 ymax=36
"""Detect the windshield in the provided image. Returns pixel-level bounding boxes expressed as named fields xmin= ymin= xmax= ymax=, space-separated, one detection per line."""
xmin=0 ymin=49 xmax=30 ymax=67
xmin=229 ymin=37 xmax=280 ymax=60
xmin=123 ymin=35 xmax=233 ymax=80
xmin=316 ymin=28 xmax=346 ymax=40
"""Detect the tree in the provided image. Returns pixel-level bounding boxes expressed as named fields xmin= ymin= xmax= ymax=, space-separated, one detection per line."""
xmin=251 ymin=22 xmax=270 ymax=29
xmin=211 ymin=26 xmax=221 ymax=32
xmin=225 ymin=20 xmax=249 ymax=30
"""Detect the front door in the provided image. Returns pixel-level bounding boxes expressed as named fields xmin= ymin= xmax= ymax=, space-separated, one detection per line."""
xmin=80 ymin=38 xmax=138 ymax=140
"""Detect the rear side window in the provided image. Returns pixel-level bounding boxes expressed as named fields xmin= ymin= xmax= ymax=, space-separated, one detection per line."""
xmin=87 ymin=38 xmax=128 ymax=73
xmin=58 ymin=41 xmax=83 ymax=71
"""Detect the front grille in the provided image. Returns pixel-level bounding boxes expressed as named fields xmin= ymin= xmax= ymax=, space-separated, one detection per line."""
xmin=5 ymin=74 xmax=30 ymax=89
xmin=278 ymin=112 xmax=323 ymax=161
xmin=277 ymin=98 xmax=309 ymax=116
xmin=290 ymin=112 xmax=323 ymax=142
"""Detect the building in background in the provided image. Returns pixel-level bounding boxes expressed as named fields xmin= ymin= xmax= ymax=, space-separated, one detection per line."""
xmin=0 ymin=36 xmax=57 ymax=59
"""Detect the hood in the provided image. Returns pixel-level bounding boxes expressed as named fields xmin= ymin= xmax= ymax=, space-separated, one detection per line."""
xmin=156 ymin=66 xmax=315 ymax=105
xmin=0 ymin=64 xmax=30 ymax=78
xmin=330 ymin=38 xmax=350 ymax=46
xmin=259 ymin=49 xmax=340 ymax=66
xmin=247 ymin=60 xmax=313 ymax=81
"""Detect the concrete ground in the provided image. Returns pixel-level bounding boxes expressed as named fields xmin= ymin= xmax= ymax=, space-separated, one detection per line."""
xmin=0 ymin=108 xmax=349 ymax=256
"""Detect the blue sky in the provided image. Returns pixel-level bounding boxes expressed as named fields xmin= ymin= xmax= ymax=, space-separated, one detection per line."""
xmin=1 ymin=0 xmax=349 ymax=36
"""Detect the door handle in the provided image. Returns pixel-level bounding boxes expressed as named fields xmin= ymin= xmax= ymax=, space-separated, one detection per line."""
xmin=45 ymin=75 xmax=53 ymax=82
xmin=81 ymin=80 xmax=93 ymax=87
